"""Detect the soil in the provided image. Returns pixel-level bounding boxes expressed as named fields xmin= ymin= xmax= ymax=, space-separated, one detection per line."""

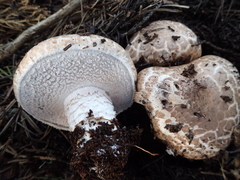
xmin=69 ymin=119 xmax=141 ymax=180
xmin=1 ymin=0 xmax=240 ymax=180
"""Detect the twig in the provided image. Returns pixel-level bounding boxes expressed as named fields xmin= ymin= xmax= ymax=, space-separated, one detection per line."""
xmin=121 ymin=1 xmax=163 ymax=37
xmin=201 ymin=40 xmax=240 ymax=56
xmin=162 ymin=4 xmax=189 ymax=9
xmin=143 ymin=8 xmax=182 ymax=13
xmin=0 ymin=0 xmax=85 ymax=63
xmin=0 ymin=102 xmax=18 ymax=137
xmin=0 ymin=86 xmax=13 ymax=106
xmin=133 ymin=145 xmax=159 ymax=156
xmin=200 ymin=171 xmax=228 ymax=177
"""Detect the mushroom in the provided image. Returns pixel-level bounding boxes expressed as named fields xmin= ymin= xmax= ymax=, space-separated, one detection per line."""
xmin=134 ymin=55 xmax=240 ymax=159
xmin=13 ymin=34 xmax=139 ymax=179
xmin=126 ymin=20 xmax=202 ymax=66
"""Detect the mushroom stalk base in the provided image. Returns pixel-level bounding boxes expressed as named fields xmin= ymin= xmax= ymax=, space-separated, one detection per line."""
xmin=64 ymin=86 xmax=116 ymax=131
xmin=69 ymin=118 xmax=141 ymax=180
xmin=65 ymin=86 xmax=141 ymax=179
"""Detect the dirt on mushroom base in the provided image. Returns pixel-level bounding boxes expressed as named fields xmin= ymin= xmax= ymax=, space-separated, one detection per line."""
xmin=69 ymin=119 xmax=141 ymax=180
xmin=1 ymin=0 xmax=240 ymax=180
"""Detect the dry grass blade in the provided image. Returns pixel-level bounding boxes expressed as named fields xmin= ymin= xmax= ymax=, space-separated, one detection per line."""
xmin=0 ymin=0 xmax=86 ymax=62
xmin=134 ymin=145 xmax=159 ymax=156
xmin=201 ymin=40 xmax=240 ymax=56
xmin=0 ymin=0 xmax=50 ymax=41
xmin=0 ymin=103 xmax=18 ymax=136
xmin=0 ymin=139 xmax=15 ymax=156
xmin=20 ymin=111 xmax=42 ymax=134
xmin=121 ymin=2 xmax=164 ymax=37
xmin=0 ymin=86 xmax=13 ymax=106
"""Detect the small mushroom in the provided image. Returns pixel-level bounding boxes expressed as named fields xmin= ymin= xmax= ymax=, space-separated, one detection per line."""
xmin=134 ymin=55 xmax=240 ymax=159
xmin=126 ymin=20 xmax=202 ymax=66
xmin=13 ymin=34 xmax=138 ymax=179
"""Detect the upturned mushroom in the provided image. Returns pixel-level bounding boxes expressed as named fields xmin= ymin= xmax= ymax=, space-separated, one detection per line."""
xmin=13 ymin=34 xmax=139 ymax=179
xmin=134 ymin=55 xmax=240 ymax=159
xmin=126 ymin=20 xmax=202 ymax=66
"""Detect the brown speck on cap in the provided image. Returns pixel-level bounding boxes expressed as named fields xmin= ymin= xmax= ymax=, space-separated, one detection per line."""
xmin=165 ymin=123 xmax=183 ymax=133
xmin=193 ymin=112 xmax=204 ymax=118
xmin=168 ymin=26 xmax=175 ymax=32
xmin=135 ymin=55 xmax=240 ymax=159
xmin=181 ymin=104 xmax=187 ymax=108
xmin=181 ymin=64 xmax=197 ymax=78
xmin=78 ymin=32 xmax=91 ymax=36
xmin=93 ymin=42 xmax=97 ymax=47
xmin=63 ymin=44 xmax=72 ymax=51
xmin=172 ymin=36 xmax=181 ymax=41
xmin=101 ymin=39 xmax=106 ymax=43
xmin=143 ymin=32 xmax=158 ymax=44
xmin=220 ymin=95 xmax=232 ymax=102
xmin=82 ymin=46 xmax=89 ymax=49
xmin=185 ymin=129 xmax=194 ymax=144
xmin=87 ymin=109 xmax=93 ymax=117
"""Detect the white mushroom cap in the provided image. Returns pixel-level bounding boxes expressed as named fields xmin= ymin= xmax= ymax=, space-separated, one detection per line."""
xmin=13 ymin=34 xmax=137 ymax=131
xmin=126 ymin=20 xmax=202 ymax=66
xmin=135 ymin=55 xmax=240 ymax=159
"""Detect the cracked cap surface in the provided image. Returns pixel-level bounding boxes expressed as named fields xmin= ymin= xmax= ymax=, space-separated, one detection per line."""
xmin=126 ymin=20 xmax=202 ymax=66
xmin=135 ymin=55 xmax=240 ymax=159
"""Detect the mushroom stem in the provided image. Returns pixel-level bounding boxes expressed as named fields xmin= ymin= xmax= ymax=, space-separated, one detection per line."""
xmin=64 ymin=86 xmax=130 ymax=179
xmin=13 ymin=34 xmax=140 ymax=179
xmin=64 ymin=86 xmax=116 ymax=131
xmin=69 ymin=118 xmax=124 ymax=179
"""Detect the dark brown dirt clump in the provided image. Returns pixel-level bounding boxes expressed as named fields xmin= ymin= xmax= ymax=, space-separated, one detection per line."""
xmin=69 ymin=119 xmax=141 ymax=180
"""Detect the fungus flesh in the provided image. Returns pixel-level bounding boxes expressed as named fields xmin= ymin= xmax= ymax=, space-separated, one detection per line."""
xmin=126 ymin=20 xmax=202 ymax=66
xmin=13 ymin=34 xmax=140 ymax=179
xmin=135 ymin=55 xmax=240 ymax=159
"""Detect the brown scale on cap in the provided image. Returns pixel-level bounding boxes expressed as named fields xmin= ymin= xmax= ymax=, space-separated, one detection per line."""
xmin=135 ymin=55 xmax=240 ymax=159
xmin=126 ymin=20 xmax=202 ymax=66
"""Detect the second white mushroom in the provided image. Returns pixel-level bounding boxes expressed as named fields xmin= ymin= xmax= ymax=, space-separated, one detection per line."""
xmin=126 ymin=20 xmax=202 ymax=66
